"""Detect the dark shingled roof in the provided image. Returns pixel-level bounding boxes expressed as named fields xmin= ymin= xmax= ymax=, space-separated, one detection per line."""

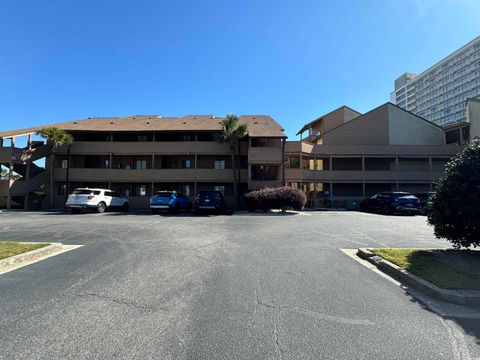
xmin=0 ymin=115 xmax=287 ymax=139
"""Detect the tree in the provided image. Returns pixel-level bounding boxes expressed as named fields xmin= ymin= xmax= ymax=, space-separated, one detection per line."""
xmin=428 ymin=138 xmax=480 ymax=249
xmin=218 ymin=114 xmax=248 ymax=208
xmin=36 ymin=127 xmax=74 ymax=208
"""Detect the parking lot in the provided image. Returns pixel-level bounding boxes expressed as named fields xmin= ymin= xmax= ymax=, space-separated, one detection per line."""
xmin=0 ymin=210 xmax=479 ymax=359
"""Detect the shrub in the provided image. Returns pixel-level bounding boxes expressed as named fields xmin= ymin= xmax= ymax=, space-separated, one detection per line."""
xmin=244 ymin=186 xmax=306 ymax=212
xmin=428 ymin=138 xmax=480 ymax=249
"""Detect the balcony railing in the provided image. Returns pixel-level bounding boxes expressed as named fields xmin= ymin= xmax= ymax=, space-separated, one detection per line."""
xmin=248 ymin=147 xmax=283 ymax=164
xmin=54 ymin=168 xmax=248 ymax=183
xmin=56 ymin=141 xmax=245 ymax=156
xmin=285 ymin=169 xmax=442 ymax=182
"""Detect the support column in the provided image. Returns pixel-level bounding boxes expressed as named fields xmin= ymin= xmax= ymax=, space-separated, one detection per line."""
xmin=26 ymin=162 xmax=31 ymax=181
xmin=429 ymin=156 xmax=433 ymax=171
xmin=362 ymin=182 xmax=366 ymax=197
xmin=28 ymin=134 xmax=32 ymax=150
xmin=7 ymin=162 xmax=13 ymax=209
xmin=281 ymin=138 xmax=286 ymax=186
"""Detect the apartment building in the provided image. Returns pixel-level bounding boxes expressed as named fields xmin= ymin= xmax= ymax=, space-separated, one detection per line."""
xmin=391 ymin=36 xmax=480 ymax=128
xmin=0 ymin=115 xmax=286 ymax=209
xmin=0 ymin=104 xmax=469 ymax=210
xmin=290 ymin=103 xmax=463 ymax=208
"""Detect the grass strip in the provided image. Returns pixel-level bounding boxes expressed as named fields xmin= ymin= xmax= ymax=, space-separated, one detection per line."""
xmin=369 ymin=248 xmax=480 ymax=290
xmin=0 ymin=242 xmax=50 ymax=261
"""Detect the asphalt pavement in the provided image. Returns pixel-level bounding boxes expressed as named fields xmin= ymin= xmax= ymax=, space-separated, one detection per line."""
xmin=0 ymin=210 xmax=479 ymax=359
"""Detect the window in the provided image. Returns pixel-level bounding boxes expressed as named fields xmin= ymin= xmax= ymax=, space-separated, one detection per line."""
xmin=214 ymin=160 xmax=225 ymax=169
xmin=182 ymin=159 xmax=191 ymax=169
xmin=134 ymin=185 xmax=147 ymax=196
xmin=104 ymin=159 xmax=110 ymax=169
xmin=138 ymin=135 xmax=148 ymax=142
xmin=214 ymin=185 xmax=225 ymax=195
xmin=61 ymin=160 xmax=68 ymax=169
xmin=136 ymin=160 xmax=147 ymax=169
xmin=183 ymin=185 xmax=191 ymax=196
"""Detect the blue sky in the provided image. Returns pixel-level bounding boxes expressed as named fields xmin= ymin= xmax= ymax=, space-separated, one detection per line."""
xmin=1 ymin=0 xmax=479 ymax=138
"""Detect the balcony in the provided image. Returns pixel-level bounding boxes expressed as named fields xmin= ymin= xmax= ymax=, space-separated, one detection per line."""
xmin=285 ymin=169 xmax=443 ymax=182
xmin=56 ymin=141 xmax=241 ymax=156
xmin=54 ymin=168 xmax=248 ymax=183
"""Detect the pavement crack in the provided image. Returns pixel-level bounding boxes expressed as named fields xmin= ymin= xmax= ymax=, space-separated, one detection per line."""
xmin=273 ymin=322 xmax=285 ymax=359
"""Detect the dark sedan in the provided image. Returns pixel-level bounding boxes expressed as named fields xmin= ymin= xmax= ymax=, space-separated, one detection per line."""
xmin=194 ymin=190 xmax=226 ymax=214
xmin=360 ymin=192 xmax=421 ymax=215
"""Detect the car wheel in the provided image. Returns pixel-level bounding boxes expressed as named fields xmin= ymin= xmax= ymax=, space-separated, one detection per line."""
xmin=122 ymin=203 xmax=129 ymax=212
xmin=382 ymin=204 xmax=391 ymax=215
xmin=151 ymin=209 xmax=158 ymax=215
xmin=71 ymin=208 xmax=82 ymax=214
xmin=97 ymin=202 xmax=107 ymax=213
xmin=186 ymin=203 xmax=192 ymax=211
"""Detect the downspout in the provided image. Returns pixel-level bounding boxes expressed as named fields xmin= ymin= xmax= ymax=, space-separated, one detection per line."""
xmin=65 ymin=145 xmax=71 ymax=203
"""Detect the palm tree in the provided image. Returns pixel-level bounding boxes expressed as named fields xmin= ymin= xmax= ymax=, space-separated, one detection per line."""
xmin=219 ymin=114 xmax=248 ymax=208
xmin=36 ymin=127 xmax=74 ymax=208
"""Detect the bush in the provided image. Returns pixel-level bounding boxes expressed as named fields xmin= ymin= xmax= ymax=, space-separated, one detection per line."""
xmin=428 ymin=138 xmax=480 ymax=249
xmin=244 ymin=186 xmax=306 ymax=212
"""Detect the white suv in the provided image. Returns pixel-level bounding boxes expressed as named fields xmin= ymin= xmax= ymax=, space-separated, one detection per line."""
xmin=66 ymin=188 xmax=129 ymax=213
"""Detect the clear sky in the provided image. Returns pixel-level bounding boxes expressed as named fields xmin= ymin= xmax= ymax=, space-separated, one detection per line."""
xmin=1 ymin=0 xmax=479 ymax=138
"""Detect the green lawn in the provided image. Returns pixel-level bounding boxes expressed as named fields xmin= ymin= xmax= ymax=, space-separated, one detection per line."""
xmin=0 ymin=242 xmax=49 ymax=261
xmin=369 ymin=248 xmax=480 ymax=290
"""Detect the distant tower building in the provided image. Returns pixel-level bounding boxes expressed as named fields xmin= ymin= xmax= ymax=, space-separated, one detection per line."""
xmin=391 ymin=36 xmax=480 ymax=127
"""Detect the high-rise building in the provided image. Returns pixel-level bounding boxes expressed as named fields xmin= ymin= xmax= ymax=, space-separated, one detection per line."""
xmin=391 ymin=36 xmax=480 ymax=127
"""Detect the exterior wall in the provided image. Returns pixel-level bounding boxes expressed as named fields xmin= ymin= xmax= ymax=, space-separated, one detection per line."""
xmin=388 ymin=105 xmax=445 ymax=145
xmin=467 ymin=99 xmax=480 ymax=140
xmin=322 ymin=105 xmax=389 ymax=145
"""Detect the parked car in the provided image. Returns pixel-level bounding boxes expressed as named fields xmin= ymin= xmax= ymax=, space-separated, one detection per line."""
xmin=66 ymin=188 xmax=129 ymax=213
xmin=194 ymin=190 xmax=226 ymax=214
xmin=150 ymin=191 xmax=192 ymax=213
xmin=413 ymin=192 xmax=435 ymax=215
xmin=359 ymin=192 xmax=421 ymax=215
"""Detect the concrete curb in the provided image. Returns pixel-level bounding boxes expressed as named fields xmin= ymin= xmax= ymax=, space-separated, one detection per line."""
xmin=0 ymin=243 xmax=63 ymax=269
xmin=357 ymin=248 xmax=480 ymax=306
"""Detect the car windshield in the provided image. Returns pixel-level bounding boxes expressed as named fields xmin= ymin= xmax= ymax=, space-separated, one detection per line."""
xmin=389 ymin=193 xmax=413 ymax=198
xmin=155 ymin=192 xmax=174 ymax=198
xmin=72 ymin=190 xmax=95 ymax=195
xmin=200 ymin=191 xmax=221 ymax=199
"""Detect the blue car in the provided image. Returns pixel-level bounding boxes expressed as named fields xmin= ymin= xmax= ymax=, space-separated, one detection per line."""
xmin=150 ymin=191 xmax=192 ymax=213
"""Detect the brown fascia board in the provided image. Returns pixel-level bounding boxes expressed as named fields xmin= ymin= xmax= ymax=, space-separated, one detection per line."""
xmin=296 ymin=105 xmax=362 ymax=136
